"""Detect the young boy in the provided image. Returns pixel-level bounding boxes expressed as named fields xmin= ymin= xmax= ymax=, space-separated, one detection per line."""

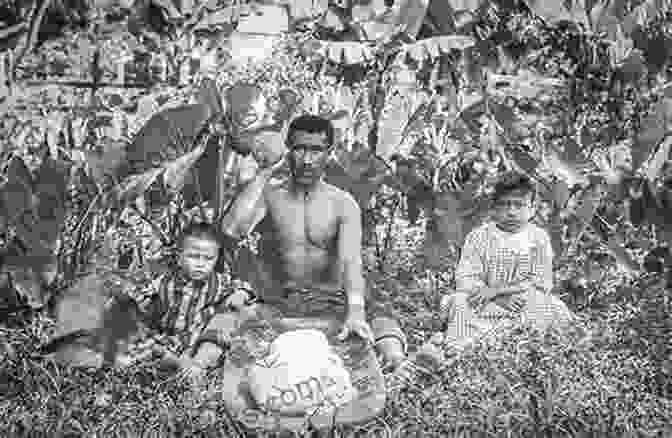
xmin=440 ymin=172 xmax=573 ymax=347
xmin=391 ymin=173 xmax=572 ymax=386
xmin=119 ymin=221 xmax=257 ymax=378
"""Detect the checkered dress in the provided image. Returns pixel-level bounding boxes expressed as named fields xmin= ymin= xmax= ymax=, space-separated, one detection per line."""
xmin=123 ymin=271 xmax=254 ymax=363
xmin=444 ymin=222 xmax=571 ymax=346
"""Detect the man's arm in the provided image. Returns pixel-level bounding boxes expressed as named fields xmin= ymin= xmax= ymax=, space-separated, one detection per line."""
xmin=338 ymin=194 xmax=367 ymax=318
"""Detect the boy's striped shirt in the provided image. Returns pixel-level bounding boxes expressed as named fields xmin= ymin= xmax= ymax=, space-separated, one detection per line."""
xmin=123 ymin=271 xmax=253 ymax=363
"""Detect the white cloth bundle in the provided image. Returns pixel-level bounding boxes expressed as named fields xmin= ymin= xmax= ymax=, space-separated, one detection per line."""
xmin=248 ymin=329 xmax=355 ymax=415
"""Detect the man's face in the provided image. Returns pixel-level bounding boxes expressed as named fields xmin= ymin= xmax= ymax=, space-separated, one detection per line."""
xmin=491 ymin=190 xmax=534 ymax=233
xmin=287 ymin=131 xmax=331 ymax=187
xmin=178 ymin=237 xmax=220 ymax=281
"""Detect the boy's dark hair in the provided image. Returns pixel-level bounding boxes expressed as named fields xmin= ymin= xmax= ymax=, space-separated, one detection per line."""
xmin=177 ymin=222 xmax=222 ymax=249
xmin=492 ymin=172 xmax=536 ymax=202
xmin=286 ymin=114 xmax=334 ymax=148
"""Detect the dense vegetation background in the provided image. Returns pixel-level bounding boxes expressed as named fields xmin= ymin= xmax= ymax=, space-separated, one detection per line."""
xmin=1 ymin=0 xmax=671 ymax=436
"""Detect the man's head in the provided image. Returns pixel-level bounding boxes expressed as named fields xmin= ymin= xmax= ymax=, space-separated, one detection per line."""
xmin=491 ymin=172 xmax=536 ymax=233
xmin=286 ymin=115 xmax=335 ymax=188
xmin=177 ymin=222 xmax=222 ymax=281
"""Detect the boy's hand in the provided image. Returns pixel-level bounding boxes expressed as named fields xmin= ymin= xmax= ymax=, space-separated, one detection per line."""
xmin=224 ymin=289 xmax=250 ymax=311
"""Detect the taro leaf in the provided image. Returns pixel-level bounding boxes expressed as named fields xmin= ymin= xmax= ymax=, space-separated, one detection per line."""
xmin=397 ymin=36 xmax=476 ymax=63
xmin=521 ymin=0 xmax=573 ymax=23
xmin=645 ymin=135 xmax=672 ymax=181
xmin=621 ymin=0 xmax=669 ymax=35
xmin=32 ymin=156 xmax=70 ymax=247
xmin=198 ymin=78 xmax=225 ymax=117
xmin=4 ymin=266 xmax=44 ymax=309
xmin=0 ymin=156 xmax=34 ymax=223
xmin=574 ymin=182 xmax=606 ymax=224
xmin=324 ymin=159 xmax=383 ymax=210
xmin=108 ymin=167 xmax=163 ymax=208
xmin=407 ymin=181 xmax=435 ymax=224
xmin=606 ymin=233 xmax=640 ymax=273
xmin=126 ymin=103 xmax=211 ymax=175
xmin=423 ymin=191 xmax=487 ymax=269
xmin=394 ymin=0 xmax=430 ymax=38
xmin=376 ymin=91 xmax=418 ymax=160
xmin=544 ymin=146 xmax=589 ymax=187
xmin=487 ymin=71 xmax=566 ymax=101
xmin=49 ymin=273 xmax=110 ymax=340
xmin=506 ymin=146 xmax=540 ymax=177
xmin=75 ymin=141 xmax=127 ymax=188
xmin=489 ymin=101 xmax=517 ymax=139
xmin=551 ymin=179 xmax=571 ymax=208
xmin=286 ymin=0 xmax=328 ymax=22
xmin=163 ymin=144 xmax=206 ymax=192
xmin=153 ymin=0 xmax=183 ymax=20
xmin=633 ymin=98 xmax=672 ymax=171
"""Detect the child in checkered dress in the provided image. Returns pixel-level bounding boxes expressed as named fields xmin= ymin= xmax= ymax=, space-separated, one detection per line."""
xmin=391 ymin=173 xmax=572 ymax=385
xmin=440 ymin=172 xmax=573 ymax=348
xmin=120 ymin=222 xmax=257 ymax=378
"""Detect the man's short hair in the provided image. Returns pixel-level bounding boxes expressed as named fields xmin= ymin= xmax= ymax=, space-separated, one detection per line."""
xmin=492 ymin=172 xmax=536 ymax=202
xmin=177 ymin=222 xmax=222 ymax=250
xmin=286 ymin=114 xmax=334 ymax=148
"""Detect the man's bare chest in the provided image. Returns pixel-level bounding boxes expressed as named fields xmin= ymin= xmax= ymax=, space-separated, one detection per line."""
xmin=266 ymin=192 xmax=340 ymax=249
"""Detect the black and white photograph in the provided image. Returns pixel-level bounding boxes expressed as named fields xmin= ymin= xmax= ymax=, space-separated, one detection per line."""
xmin=0 ymin=0 xmax=671 ymax=436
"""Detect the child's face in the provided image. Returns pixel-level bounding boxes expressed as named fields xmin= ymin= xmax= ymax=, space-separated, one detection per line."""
xmin=492 ymin=190 xmax=534 ymax=233
xmin=178 ymin=237 xmax=220 ymax=281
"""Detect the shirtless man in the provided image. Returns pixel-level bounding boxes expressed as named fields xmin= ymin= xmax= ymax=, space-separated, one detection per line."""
xmin=219 ymin=114 xmax=406 ymax=367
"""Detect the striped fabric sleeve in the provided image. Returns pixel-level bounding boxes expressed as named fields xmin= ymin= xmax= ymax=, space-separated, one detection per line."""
xmin=455 ymin=227 xmax=488 ymax=294
xmin=129 ymin=276 xmax=166 ymax=328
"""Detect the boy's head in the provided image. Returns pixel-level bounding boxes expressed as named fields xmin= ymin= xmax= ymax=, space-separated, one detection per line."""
xmin=491 ymin=172 xmax=536 ymax=233
xmin=177 ymin=222 xmax=222 ymax=281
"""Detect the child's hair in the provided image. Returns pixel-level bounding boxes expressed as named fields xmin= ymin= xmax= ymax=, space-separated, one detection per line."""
xmin=492 ymin=172 xmax=536 ymax=202
xmin=177 ymin=222 xmax=222 ymax=250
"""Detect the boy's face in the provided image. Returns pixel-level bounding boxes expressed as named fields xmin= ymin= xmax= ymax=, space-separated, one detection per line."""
xmin=178 ymin=237 xmax=220 ymax=281
xmin=492 ymin=189 xmax=534 ymax=233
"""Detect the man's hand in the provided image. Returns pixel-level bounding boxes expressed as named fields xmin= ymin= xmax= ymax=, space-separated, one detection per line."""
xmin=224 ymin=289 xmax=250 ymax=311
xmin=337 ymin=313 xmax=374 ymax=344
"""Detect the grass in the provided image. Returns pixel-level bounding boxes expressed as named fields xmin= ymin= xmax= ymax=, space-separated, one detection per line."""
xmin=1 ymin=221 xmax=671 ymax=437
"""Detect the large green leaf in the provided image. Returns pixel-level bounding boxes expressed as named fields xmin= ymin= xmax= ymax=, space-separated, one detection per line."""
xmin=126 ymin=103 xmax=212 ymax=174
xmin=0 ymin=156 xmax=34 ymax=223
xmin=163 ymin=143 xmax=207 ymax=192
xmin=487 ymin=71 xmax=566 ymax=101
xmin=522 ymin=0 xmax=591 ymax=25
xmin=397 ymin=36 xmax=476 ymax=64
xmin=633 ymin=97 xmax=672 ymax=171
xmin=621 ymin=0 xmax=671 ymax=35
